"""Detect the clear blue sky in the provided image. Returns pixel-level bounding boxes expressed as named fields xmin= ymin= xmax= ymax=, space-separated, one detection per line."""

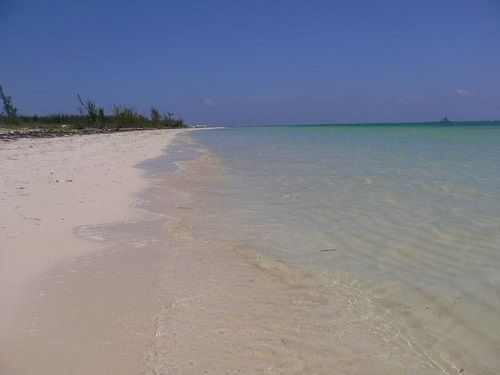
xmin=1 ymin=0 xmax=499 ymax=125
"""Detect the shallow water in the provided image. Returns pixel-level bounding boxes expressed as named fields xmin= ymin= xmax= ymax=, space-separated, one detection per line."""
xmin=175 ymin=123 xmax=500 ymax=373
xmin=138 ymin=142 xmax=444 ymax=374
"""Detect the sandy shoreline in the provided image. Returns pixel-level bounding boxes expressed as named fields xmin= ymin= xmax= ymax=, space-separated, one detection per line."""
xmin=1 ymin=129 xmax=456 ymax=374
xmin=0 ymin=129 xmax=185 ymax=372
xmin=0 ymin=129 xmax=184 ymax=303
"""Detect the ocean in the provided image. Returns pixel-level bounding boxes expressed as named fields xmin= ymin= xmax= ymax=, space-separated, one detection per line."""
xmin=149 ymin=122 xmax=500 ymax=373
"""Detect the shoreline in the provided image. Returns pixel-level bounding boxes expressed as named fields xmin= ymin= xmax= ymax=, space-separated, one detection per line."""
xmin=1 ymin=128 xmax=469 ymax=374
xmin=0 ymin=126 xmax=220 ymax=142
xmin=0 ymin=129 xmax=187 ymax=372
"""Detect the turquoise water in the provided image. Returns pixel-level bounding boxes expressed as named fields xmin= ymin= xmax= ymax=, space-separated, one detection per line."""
xmin=184 ymin=123 xmax=500 ymax=372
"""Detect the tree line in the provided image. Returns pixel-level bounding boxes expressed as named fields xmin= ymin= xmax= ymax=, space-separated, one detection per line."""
xmin=0 ymin=84 xmax=187 ymax=129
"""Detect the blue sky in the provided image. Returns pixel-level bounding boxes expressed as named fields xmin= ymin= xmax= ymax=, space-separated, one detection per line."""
xmin=1 ymin=0 xmax=499 ymax=125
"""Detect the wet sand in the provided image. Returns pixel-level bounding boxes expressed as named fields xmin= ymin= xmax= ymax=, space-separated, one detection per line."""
xmin=1 ymin=130 xmax=455 ymax=374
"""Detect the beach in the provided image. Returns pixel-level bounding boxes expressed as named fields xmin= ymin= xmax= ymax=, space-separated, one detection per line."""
xmin=1 ymin=126 xmax=498 ymax=374
xmin=3 ymin=0 xmax=498 ymax=372
xmin=0 ymin=129 xmax=183 ymax=373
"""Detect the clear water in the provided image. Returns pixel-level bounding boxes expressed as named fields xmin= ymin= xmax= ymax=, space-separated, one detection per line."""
xmin=185 ymin=123 xmax=500 ymax=372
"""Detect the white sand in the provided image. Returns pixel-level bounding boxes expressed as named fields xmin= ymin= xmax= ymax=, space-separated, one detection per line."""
xmin=0 ymin=130 xmax=184 ymax=329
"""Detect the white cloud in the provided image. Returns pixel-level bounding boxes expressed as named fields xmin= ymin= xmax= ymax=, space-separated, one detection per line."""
xmin=202 ymin=98 xmax=217 ymax=107
xmin=455 ymin=88 xmax=475 ymax=97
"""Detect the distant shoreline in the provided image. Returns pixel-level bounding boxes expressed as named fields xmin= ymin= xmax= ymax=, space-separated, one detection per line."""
xmin=0 ymin=126 xmax=223 ymax=141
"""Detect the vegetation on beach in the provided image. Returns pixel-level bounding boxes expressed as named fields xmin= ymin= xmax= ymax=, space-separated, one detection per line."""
xmin=0 ymin=85 xmax=19 ymax=124
xmin=0 ymin=84 xmax=187 ymax=130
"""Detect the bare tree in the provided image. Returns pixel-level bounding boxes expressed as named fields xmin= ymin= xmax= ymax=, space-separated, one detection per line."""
xmin=77 ymin=94 xmax=98 ymax=123
xmin=0 ymin=84 xmax=18 ymax=118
